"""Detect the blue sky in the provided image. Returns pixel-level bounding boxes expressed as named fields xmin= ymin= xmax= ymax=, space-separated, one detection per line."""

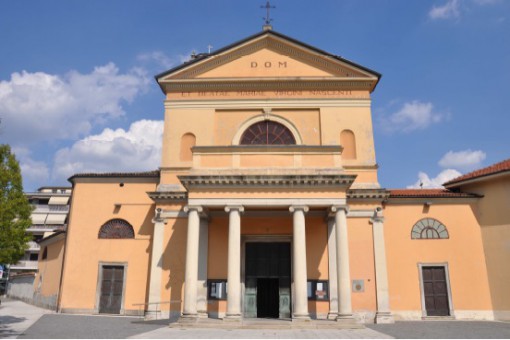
xmin=1 ymin=0 xmax=509 ymax=191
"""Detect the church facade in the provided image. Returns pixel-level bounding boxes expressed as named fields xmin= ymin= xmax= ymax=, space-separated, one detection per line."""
xmin=45 ymin=29 xmax=506 ymax=324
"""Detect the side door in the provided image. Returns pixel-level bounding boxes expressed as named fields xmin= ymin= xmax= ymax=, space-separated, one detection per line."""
xmin=99 ymin=265 xmax=124 ymax=314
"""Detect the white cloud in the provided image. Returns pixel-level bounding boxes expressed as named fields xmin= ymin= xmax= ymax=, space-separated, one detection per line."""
xmin=429 ymin=0 xmax=461 ymax=20
xmin=407 ymin=169 xmax=462 ymax=189
xmin=52 ymin=120 xmax=163 ymax=180
xmin=0 ymin=63 xmax=149 ymax=145
xmin=438 ymin=149 xmax=486 ymax=171
xmin=381 ymin=100 xmax=445 ymax=133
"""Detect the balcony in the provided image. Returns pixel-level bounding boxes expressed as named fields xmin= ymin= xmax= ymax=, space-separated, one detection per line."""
xmin=28 ymin=224 xmax=67 ymax=232
xmin=10 ymin=261 xmax=38 ymax=270
xmin=27 ymin=241 xmax=40 ymax=251
xmin=32 ymin=205 xmax=69 ymax=213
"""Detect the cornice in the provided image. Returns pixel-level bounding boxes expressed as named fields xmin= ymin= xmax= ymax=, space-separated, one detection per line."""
xmin=347 ymin=189 xmax=390 ymax=201
xmin=164 ymin=98 xmax=371 ymax=109
xmin=192 ymin=145 xmax=343 ymax=154
xmin=147 ymin=191 xmax=188 ymax=203
xmin=178 ymin=174 xmax=356 ymax=190
xmin=162 ymin=79 xmax=375 ymax=93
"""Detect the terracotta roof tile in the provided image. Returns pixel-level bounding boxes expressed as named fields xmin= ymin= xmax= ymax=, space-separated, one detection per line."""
xmin=68 ymin=170 xmax=160 ymax=182
xmin=443 ymin=158 xmax=510 ymax=187
xmin=389 ymin=189 xmax=480 ymax=198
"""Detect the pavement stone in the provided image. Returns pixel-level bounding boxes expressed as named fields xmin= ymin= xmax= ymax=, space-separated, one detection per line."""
xmin=368 ymin=321 xmax=510 ymax=339
xmin=129 ymin=327 xmax=393 ymax=339
xmin=0 ymin=298 xmax=53 ymax=339
xmin=4 ymin=299 xmax=510 ymax=339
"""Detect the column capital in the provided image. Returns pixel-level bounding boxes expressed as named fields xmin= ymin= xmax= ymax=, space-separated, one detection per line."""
xmin=369 ymin=207 xmax=384 ymax=224
xmin=184 ymin=205 xmax=203 ymax=214
xmin=225 ymin=205 xmax=244 ymax=213
xmin=289 ymin=205 xmax=309 ymax=213
xmin=330 ymin=205 xmax=349 ymax=215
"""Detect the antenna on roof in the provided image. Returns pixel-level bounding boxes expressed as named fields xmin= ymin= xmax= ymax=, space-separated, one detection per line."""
xmin=261 ymin=1 xmax=275 ymax=31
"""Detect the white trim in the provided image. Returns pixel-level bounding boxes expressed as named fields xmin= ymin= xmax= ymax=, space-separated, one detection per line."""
xmin=165 ymin=98 xmax=371 ymax=109
xmin=231 ymin=113 xmax=303 ymax=145
xmin=188 ymin=198 xmax=346 ymax=207
xmin=417 ymin=263 xmax=455 ymax=318
xmin=493 ymin=310 xmax=510 ymax=321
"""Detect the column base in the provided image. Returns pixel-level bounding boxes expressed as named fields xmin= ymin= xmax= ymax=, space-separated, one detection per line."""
xmin=327 ymin=312 xmax=338 ymax=320
xmin=336 ymin=314 xmax=364 ymax=329
xmin=144 ymin=310 xmax=159 ymax=320
xmin=375 ymin=311 xmax=395 ymax=324
xmin=197 ymin=311 xmax=209 ymax=319
xmin=179 ymin=313 xmax=199 ymax=323
xmin=292 ymin=314 xmax=311 ymax=322
xmin=223 ymin=314 xmax=242 ymax=322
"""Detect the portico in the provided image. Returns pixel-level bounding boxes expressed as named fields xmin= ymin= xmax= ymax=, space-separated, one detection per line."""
xmin=145 ymin=170 xmax=393 ymax=324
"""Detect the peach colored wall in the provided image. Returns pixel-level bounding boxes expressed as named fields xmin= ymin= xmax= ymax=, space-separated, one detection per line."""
xmin=205 ymin=214 xmax=331 ymax=316
xmin=384 ymin=202 xmax=492 ymax=315
xmin=60 ymin=180 xmax=157 ymax=314
xmin=348 ymin=218 xmax=377 ymax=313
xmin=461 ymin=175 xmax=510 ymax=317
xmin=34 ymin=238 xmax=65 ymax=297
xmin=196 ymin=48 xmax=334 ymax=78
xmin=159 ymin=217 xmax=187 ymax=313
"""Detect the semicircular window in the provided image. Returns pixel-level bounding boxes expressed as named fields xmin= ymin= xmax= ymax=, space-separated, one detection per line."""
xmin=411 ymin=218 xmax=449 ymax=239
xmin=240 ymin=121 xmax=296 ymax=145
xmin=98 ymin=219 xmax=135 ymax=239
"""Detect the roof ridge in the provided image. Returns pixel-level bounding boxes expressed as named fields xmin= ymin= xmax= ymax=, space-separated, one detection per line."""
xmin=443 ymin=158 xmax=510 ymax=187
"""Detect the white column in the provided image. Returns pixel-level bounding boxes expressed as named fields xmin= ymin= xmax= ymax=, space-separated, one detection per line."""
xmin=225 ymin=205 xmax=244 ymax=320
xmin=326 ymin=216 xmax=338 ymax=320
xmin=290 ymin=205 xmax=310 ymax=320
xmin=371 ymin=208 xmax=395 ymax=324
xmin=196 ymin=217 xmax=209 ymax=318
xmin=182 ymin=205 xmax=202 ymax=318
xmin=332 ymin=205 xmax=354 ymax=320
xmin=146 ymin=213 xmax=165 ymax=319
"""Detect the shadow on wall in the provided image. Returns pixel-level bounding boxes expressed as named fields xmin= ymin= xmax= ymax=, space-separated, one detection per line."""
xmin=162 ymin=217 xmax=187 ymax=316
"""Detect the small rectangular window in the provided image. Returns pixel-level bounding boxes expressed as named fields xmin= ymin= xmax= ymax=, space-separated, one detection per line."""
xmin=208 ymin=280 xmax=228 ymax=300
xmin=307 ymin=280 xmax=329 ymax=300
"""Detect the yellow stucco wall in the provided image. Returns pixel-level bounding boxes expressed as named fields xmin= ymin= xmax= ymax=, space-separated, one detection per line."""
xmin=59 ymin=180 xmax=157 ymax=314
xmin=459 ymin=175 xmax=510 ymax=319
xmin=34 ymin=238 xmax=65 ymax=299
xmin=384 ymin=202 xmax=493 ymax=318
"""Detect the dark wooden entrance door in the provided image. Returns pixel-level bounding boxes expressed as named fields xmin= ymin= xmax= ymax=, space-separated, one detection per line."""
xmin=257 ymin=278 xmax=279 ymax=318
xmin=99 ymin=265 xmax=124 ymax=314
xmin=245 ymin=242 xmax=291 ymax=318
xmin=422 ymin=266 xmax=450 ymax=316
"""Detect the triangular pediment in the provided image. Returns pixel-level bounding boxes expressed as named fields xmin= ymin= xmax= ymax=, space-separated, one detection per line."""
xmin=156 ymin=30 xmax=380 ymax=92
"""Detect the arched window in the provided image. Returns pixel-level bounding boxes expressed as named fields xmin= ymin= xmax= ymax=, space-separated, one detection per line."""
xmin=341 ymin=130 xmax=357 ymax=160
xmin=98 ymin=219 xmax=135 ymax=239
xmin=240 ymin=121 xmax=296 ymax=145
xmin=180 ymin=133 xmax=196 ymax=162
xmin=411 ymin=218 xmax=449 ymax=239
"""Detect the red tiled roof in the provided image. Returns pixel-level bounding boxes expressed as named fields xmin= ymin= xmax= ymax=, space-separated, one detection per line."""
xmin=443 ymin=158 xmax=510 ymax=187
xmin=389 ymin=189 xmax=480 ymax=198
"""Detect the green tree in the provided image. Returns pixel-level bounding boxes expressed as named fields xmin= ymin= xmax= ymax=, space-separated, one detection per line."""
xmin=0 ymin=144 xmax=32 ymax=264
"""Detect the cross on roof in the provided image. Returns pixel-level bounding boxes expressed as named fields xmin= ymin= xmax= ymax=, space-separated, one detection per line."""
xmin=261 ymin=1 xmax=275 ymax=26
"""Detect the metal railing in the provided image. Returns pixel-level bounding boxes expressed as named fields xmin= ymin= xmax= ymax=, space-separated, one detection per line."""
xmin=10 ymin=260 xmax=38 ymax=269
xmin=33 ymin=205 xmax=69 ymax=213
xmin=27 ymin=241 xmax=40 ymax=251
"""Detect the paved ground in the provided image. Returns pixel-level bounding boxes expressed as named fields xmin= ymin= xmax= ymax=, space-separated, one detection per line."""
xmin=3 ymin=298 xmax=510 ymax=339
xmin=0 ymin=299 xmax=53 ymax=339
xmin=367 ymin=321 xmax=510 ymax=339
